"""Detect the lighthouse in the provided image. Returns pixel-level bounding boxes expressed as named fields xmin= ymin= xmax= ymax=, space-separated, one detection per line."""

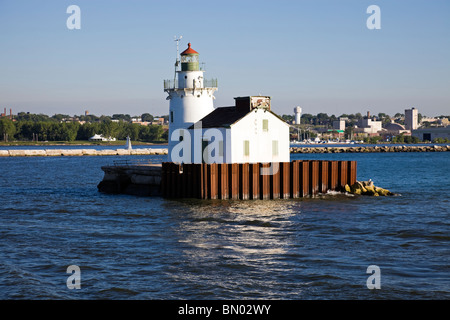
xmin=164 ymin=43 xmax=218 ymax=162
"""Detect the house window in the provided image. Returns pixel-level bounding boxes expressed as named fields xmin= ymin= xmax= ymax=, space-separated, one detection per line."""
xmin=170 ymin=111 xmax=174 ymax=123
xmin=263 ymin=119 xmax=269 ymax=132
xmin=272 ymin=140 xmax=278 ymax=156
xmin=244 ymin=140 xmax=250 ymax=157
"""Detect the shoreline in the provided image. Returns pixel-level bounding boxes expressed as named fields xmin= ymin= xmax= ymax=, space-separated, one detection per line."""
xmin=0 ymin=144 xmax=448 ymax=157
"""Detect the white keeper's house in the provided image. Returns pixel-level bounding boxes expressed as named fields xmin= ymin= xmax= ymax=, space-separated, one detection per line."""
xmin=164 ymin=43 xmax=289 ymax=164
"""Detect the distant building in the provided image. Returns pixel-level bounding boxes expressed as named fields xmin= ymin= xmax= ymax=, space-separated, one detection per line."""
xmin=380 ymin=121 xmax=410 ymax=140
xmin=1 ymin=108 xmax=13 ymax=120
xmin=355 ymin=118 xmax=382 ymax=135
xmin=405 ymin=107 xmax=418 ymax=131
xmin=420 ymin=116 xmax=437 ymax=124
xmin=152 ymin=117 xmax=165 ymax=125
xmin=132 ymin=121 xmax=152 ymax=126
xmin=438 ymin=118 xmax=450 ymax=127
xmin=412 ymin=127 xmax=450 ymax=142
xmin=332 ymin=119 xmax=346 ymax=131
xmin=384 ymin=121 xmax=407 ymax=134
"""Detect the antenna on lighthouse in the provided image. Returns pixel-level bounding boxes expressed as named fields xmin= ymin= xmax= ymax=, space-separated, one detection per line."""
xmin=174 ymin=36 xmax=182 ymax=86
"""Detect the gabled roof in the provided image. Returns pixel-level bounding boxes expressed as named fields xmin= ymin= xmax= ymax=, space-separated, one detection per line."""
xmin=188 ymin=107 xmax=247 ymax=129
xmin=188 ymin=106 xmax=288 ymax=129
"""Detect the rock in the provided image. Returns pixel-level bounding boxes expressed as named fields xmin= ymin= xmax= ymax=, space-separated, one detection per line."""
xmin=8 ymin=150 xmax=27 ymax=156
xmin=375 ymin=186 xmax=393 ymax=196
xmin=116 ymin=149 xmax=131 ymax=155
xmin=97 ymin=149 xmax=118 ymax=156
xmin=61 ymin=149 xmax=83 ymax=156
xmin=346 ymin=180 xmax=394 ymax=196
xmin=46 ymin=149 xmax=63 ymax=156
xmin=24 ymin=150 xmax=46 ymax=156
xmin=82 ymin=149 xmax=98 ymax=155
xmin=363 ymin=185 xmax=377 ymax=195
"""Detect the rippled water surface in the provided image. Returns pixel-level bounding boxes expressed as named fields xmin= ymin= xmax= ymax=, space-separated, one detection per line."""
xmin=0 ymin=152 xmax=449 ymax=299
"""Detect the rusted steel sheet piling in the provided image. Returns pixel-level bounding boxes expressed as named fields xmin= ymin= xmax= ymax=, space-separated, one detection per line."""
xmin=160 ymin=160 xmax=357 ymax=200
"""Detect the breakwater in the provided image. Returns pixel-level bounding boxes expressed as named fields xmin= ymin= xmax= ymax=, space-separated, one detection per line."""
xmin=290 ymin=144 xmax=450 ymax=153
xmin=98 ymin=160 xmax=358 ymax=199
xmin=0 ymin=148 xmax=168 ymax=157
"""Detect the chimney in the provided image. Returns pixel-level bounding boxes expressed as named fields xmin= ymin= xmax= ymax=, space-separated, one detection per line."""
xmin=10 ymin=108 xmax=12 ymax=120
xmin=234 ymin=96 xmax=271 ymax=113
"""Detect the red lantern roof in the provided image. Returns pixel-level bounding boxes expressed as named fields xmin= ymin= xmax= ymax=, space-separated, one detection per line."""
xmin=181 ymin=43 xmax=199 ymax=55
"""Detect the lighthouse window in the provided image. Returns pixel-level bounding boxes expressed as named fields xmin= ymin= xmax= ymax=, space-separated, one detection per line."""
xmin=170 ymin=111 xmax=173 ymax=123
xmin=263 ymin=119 xmax=269 ymax=132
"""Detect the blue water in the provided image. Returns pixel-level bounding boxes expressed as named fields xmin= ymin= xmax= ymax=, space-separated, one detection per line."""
xmin=0 ymin=152 xmax=449 ymax=299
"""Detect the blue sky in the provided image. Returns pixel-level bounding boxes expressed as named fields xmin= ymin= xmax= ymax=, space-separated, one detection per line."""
xmin=0 ymin=0 xmax=449 ymax=117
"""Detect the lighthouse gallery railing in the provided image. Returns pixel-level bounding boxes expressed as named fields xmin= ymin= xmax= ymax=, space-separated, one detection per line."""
xmin=163 ymin=78 xmax=218 ymax=90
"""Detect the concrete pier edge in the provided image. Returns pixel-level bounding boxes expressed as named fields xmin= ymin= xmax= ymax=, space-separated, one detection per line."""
xmin=0 ymin=148 xmax=168 ymax=157
xmin=289 ymin=144 xmax=450 ymax=154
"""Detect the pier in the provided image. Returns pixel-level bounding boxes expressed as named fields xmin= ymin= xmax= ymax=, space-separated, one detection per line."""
xmin=290 ymin=144 xmax=450 ymax=153
xmin=0 ymin=148 xmax=168 ymax=157
xmin=97 ymin=160 xmax=357 ymax=199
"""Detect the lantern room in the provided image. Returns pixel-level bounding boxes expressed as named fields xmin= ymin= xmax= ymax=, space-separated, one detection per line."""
xmin=180 ymin=43 xmax=199 ymax=71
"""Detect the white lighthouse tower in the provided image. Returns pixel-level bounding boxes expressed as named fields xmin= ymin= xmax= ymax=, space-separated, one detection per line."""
xmin=164 ymin=42 xmax=218 ymax=162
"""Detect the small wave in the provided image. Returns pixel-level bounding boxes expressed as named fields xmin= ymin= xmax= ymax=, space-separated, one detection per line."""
xmin=242 ymin=220 xmax=273 ymax=227
xmin=98 ymin=287 xmax=140 ymax=297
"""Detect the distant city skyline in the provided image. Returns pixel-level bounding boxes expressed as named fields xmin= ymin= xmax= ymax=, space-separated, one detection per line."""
xmin=1 ymin=0 xmax=449 ymax=117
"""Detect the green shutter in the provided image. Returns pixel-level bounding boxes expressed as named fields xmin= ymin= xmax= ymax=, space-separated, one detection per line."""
xmin=244 ymin=140 xmax=250 ymax=156
xmin=263 ymin=119 xmax=268 ymax=131
xmin=272 ymin=140 xmax=278 ymax=156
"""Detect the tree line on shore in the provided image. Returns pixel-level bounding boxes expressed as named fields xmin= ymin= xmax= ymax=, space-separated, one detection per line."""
xmin=0 ymin=113 xmax=168 ymax=142
xmin=1 ymin=111 xmax=449 ymax=144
